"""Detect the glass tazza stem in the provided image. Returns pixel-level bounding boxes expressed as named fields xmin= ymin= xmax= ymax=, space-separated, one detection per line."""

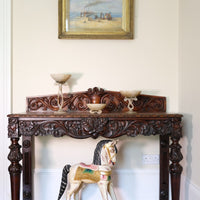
xmin=124 ymin=97 xmax=138 ymax=112
xmin=57 ymin=84 xmax=64 ymax=111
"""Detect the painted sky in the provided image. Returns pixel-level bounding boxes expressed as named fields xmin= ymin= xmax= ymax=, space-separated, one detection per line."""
xmin=70 ymin=0 xmax=122 ymax=13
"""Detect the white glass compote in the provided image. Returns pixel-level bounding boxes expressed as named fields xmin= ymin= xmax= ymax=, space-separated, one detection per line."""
xmin=120 ymin=90 xmax=141 ymax=112
xmin=51 ymin=73 xmax=71 ymax=113
xmin=86 ymin=103 xmax=106 ymax=114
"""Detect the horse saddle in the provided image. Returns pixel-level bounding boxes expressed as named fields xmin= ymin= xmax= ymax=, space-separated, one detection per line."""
xmin=79 ymin=162 xmax=99 ymax=171
xmin=74 ymin=163 xmax=111 ymax=182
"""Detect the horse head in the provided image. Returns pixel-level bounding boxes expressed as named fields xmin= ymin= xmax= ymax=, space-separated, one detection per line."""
xmin=102 ymin=140 xmax=118 ymax=166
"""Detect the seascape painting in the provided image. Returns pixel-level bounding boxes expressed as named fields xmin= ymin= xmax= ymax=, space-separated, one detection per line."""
xmin=58 ymin=0 xmax=133 ymax=39
xmin=66 ymin=0 xmax=123 ymax=32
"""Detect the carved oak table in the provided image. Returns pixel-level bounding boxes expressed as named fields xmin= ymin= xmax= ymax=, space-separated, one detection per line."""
xmin=7 ymin=88 xmax=183 ymax=200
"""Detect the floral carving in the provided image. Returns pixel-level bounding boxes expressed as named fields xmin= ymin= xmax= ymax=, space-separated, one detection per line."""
xmin=23 ymin=140 xmax=31 ymax=149
xmin=18 ymin=118 xmax=178 ymax=139
xmin=169 ymin=142 xmax=183 ymax=175
xmin=108 ymin=119 xmax=173 ymax=138
xmin=171 ymin=117 xmax=182 ymax=139
xmin=8 ymin=118 xmax=19 ymax=138
xmin=19 ymin=121 xmax=67 ymax=137
xmin=64 ymin=121 xmax=83 ymax=138
xmin=82 ymin=118 xmax=109 ymax=138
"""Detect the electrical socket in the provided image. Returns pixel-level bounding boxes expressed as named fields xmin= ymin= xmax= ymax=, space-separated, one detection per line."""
xmin=143 ymin=154 xmax=159 ymax=165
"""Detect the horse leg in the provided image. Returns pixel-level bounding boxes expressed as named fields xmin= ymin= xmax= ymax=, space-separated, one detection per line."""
xmin=66 ymin=182 xmax=81 ymax=200
xmin=98 ymin=181 xmax=109 ymax=200
xmin=74 ymin=190 xmax=79 ymax=200
xmin=108 ymin=182 xmax=117 ymax=200
xmin=74 ymin=183 xmax=84 ymax=200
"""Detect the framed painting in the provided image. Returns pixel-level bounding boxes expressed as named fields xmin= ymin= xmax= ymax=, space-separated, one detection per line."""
xmin=58 ymin=0 xmax=133 ymax=39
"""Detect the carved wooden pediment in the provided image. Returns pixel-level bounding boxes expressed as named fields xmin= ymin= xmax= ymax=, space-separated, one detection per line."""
xmin=26 ymin=87 xmax=166 ymax=113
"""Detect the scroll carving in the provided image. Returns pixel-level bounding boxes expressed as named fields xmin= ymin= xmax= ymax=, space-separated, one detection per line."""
xmin=108 ymin=119 xmax=173 ymax=138
xmin=18 ymin=118 xmax=176 ymax=139
xmin=19 ymin=121 xmax=67 ymax=137
xmin=26 ymin=87 xmax=166 ymax=113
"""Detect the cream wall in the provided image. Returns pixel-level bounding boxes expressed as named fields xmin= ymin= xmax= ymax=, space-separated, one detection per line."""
xmin=1 ymin=0 xmax=11 ymax=199
xmin=12 ymin=0 xmax=179 ymax=170
xmin=179 ymin=0 xmax=200 ymax=189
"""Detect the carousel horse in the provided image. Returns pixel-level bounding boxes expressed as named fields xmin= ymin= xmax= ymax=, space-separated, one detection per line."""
xmin=57 ymin=140 xmax=118 ymax=200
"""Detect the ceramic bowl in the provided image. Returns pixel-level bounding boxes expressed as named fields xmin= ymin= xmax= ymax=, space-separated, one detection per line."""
xmin=51 ymin=73 xmax=71 ymax=84
xmin=87 ymin=103 xmax=106 ymax=114
xmin=120 ymin=90 xmax=141 ymax=98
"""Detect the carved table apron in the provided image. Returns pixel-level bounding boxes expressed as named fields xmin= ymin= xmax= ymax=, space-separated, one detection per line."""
xmin=7 ymin=112 xmax=183 ymax=200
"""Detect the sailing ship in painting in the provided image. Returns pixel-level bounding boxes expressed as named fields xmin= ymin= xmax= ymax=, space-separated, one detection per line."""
xmin=80 ymin=11 xmax=113 ymax=22
xmin=68 ymin=0 xmax=123 ymax=32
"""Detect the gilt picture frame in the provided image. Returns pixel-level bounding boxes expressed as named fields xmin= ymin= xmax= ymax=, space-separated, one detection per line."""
xmin=58 ymin=0 xmax=133 ymax=39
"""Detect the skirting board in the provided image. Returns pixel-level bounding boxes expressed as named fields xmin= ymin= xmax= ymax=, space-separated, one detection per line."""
xmin=34 ymin=168 xmax=159 ymax=200
xmin=180 ymin=176 xmax=200 ymax=200
xmin=33 ymin=169 xmax=200 ymax=200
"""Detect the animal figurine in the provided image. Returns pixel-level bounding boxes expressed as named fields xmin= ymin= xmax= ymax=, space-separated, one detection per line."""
xmin=57 ymin=140 xmax=118 ymax=200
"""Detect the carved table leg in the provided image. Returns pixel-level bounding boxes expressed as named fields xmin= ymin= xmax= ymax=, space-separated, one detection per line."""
xmin=160 ymin=135 xmax=169 ymax=200
xmin=8 ymin=138 xmax=23 ymax=200
xmin=22 ymin=136 xmax=33 ymax=200
xmin=169 ymin=137 xmax=183 ymax=200
xmin=169 ymin=118 xmax=183 ymax=200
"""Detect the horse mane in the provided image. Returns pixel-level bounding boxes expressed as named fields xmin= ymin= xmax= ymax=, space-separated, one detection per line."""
xmin=92 ymin=140 xmax=118 ymax=165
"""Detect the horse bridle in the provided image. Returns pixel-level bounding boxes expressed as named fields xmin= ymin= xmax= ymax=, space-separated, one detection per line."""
xmin=103 ymin=144 xmax=116 ymax=165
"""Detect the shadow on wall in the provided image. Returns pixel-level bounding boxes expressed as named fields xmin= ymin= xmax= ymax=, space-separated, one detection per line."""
xmin=116 ymin=135 xmax=159 ymax=169
xmin=35 ymin=136 xmax=54 ymax=168
xmin=181 ymin=114 xmax=193 ymax=200
xmin=64 ymin=73 xmax=83 ymax=93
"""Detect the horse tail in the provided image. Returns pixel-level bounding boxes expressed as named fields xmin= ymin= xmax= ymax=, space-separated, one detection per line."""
xmin=57 ymin=164 xmax=71 ymax=200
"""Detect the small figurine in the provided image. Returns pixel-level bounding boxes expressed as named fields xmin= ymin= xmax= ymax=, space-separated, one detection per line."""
xmin=57 ymin=140 xmax=118 ymax=200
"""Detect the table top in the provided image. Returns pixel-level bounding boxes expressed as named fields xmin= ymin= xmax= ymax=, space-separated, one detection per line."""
xmin=8 ymin=111 xmax=183 ymax=119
